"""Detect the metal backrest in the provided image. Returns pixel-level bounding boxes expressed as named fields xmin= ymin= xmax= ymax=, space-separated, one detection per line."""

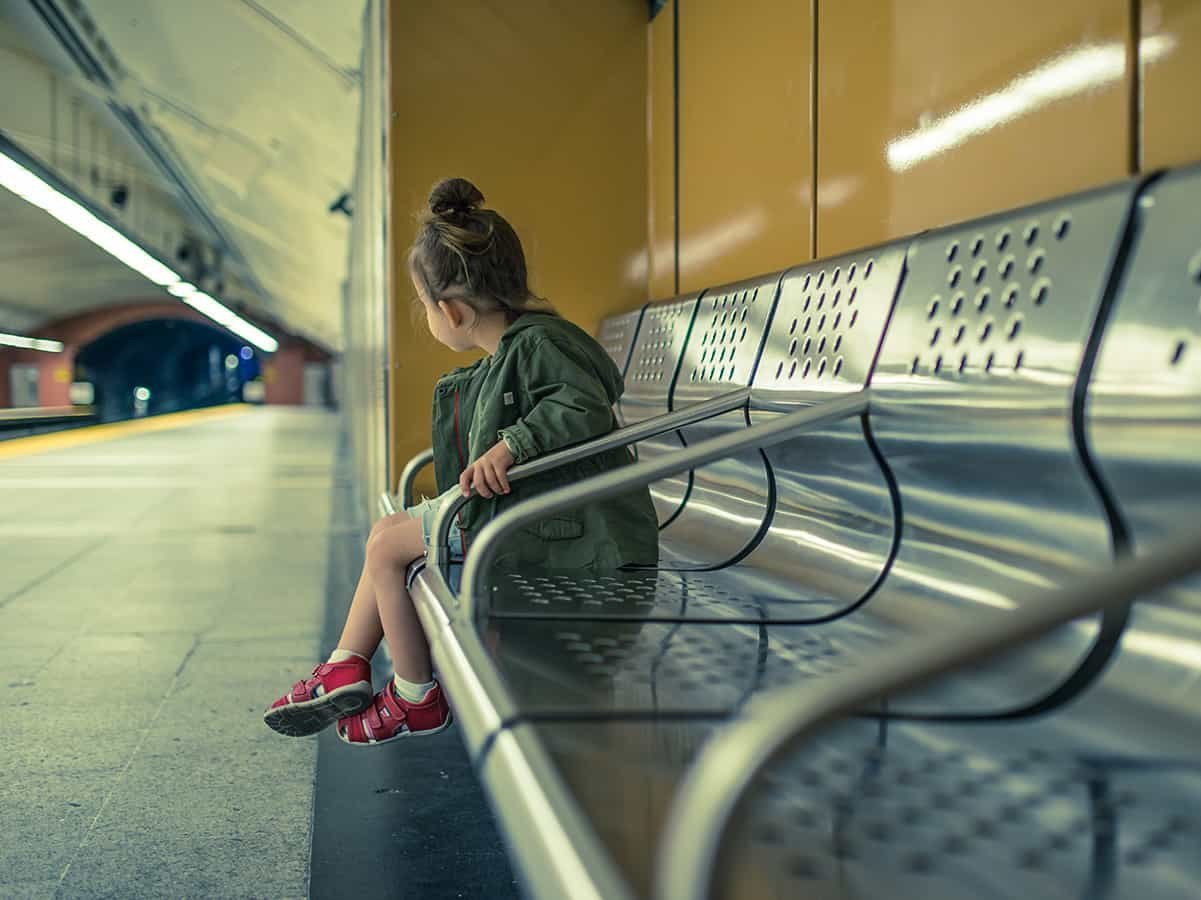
xmin=655 ymin=273 xmax=784 ymax=567
xmin=596 ymin=307 xmax=646 ymax=378
xmin=725 ymin=245 xmax=905 ymax=614
xmin=673 ymin=274 xmax=781 ymax=408
xmin=867 ymin=179 xmax=1139 ymax=713
xmin=753 ymin=249 xmax=900 ymax=399
xmin=1080 ymin=164 xmax=1201 ymax=742
xmin=618 ymin=293 xmax=701 ymax=527
xmin=620 ymin=294 xmax=700 ymax=423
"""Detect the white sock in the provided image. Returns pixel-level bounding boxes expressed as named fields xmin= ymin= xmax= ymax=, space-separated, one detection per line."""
xmin=393 ymin=672 xmax=436 ymax=703
xmin=327 ymin=648 xmax=369 ymax=664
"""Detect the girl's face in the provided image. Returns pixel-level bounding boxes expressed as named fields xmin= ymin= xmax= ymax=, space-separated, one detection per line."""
xmin=414 ymin=275 xmax=475 ymax=352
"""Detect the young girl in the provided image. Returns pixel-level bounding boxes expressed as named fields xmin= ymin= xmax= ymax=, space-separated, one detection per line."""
xmin=264 ymin=177 xmax=659 ymax=745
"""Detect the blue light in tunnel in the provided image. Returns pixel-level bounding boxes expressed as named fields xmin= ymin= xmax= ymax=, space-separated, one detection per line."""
xmin=240 ymin=346 xmax=254 ymax=360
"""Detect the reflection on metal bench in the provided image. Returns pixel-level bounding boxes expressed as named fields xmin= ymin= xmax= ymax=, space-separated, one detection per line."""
xmin=381 ymin=164 xmax=1201 ymax=899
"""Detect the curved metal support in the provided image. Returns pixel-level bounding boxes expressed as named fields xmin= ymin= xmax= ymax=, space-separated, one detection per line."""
xmin=426 ymin=387 xmax=752 ymax=573
xmin=654 ymin=526 xmax=1201 ymax=900
xmin=457 ymin=390 xmax=872 ymax=619
xmin=398 ymin=447 xmax=436 ymax=509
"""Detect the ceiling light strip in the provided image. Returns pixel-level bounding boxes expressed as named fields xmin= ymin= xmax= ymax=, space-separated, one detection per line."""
xmin=0 ymin=331 xmax=64 ymax=353
xmin=0 ymin=146 xmax=278 ymax=353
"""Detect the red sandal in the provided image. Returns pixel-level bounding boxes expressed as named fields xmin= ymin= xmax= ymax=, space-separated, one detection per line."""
xmin=263 ymin=657 xmax=374 ymax=737
xmin=337 ymin=681 xmax=453 ymax=746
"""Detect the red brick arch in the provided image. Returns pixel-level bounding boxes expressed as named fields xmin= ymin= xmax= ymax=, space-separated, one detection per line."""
xmin=1 ymin=300 xmax=331 ymax=408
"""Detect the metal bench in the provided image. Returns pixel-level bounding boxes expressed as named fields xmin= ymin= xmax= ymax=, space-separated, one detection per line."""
xmin=383 ymin=164 xmax=1201 ymax=898
xmin=658 ymin=168 xmax=1201 ymax=900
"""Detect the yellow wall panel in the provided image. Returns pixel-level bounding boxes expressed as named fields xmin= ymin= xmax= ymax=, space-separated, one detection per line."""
xmin=676 ymin=0 xmax=814 ymax=294
xmin=388 ymin=3 xmax=648 ymax=486
xmin=817 ymin=1 xmax=1131 ymax=258
xmin=1141 ymin=0 xmax=1201 ymax=169
xmin=647 ymin=0 xmax=676 ymax=300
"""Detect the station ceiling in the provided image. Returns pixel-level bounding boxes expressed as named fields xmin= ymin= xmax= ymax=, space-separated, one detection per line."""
xmin=0 ymin=0 xmax=365 ymax=350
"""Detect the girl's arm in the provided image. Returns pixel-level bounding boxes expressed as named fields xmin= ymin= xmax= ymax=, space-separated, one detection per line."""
xmin=498 ymin=337 xmax=615 ymax=464
xmin=459 ymin=337 xmax=616 ymax=499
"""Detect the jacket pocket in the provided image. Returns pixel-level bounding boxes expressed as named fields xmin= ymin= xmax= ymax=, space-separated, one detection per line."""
xmin=535 ymin=514 xmax=584 ymax=541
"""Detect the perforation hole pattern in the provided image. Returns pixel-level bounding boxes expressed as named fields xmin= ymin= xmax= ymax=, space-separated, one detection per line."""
xmin=689 ymin=286 xmax=762 ymax=384
xmin=767 ymin=256 xmax=876 ymax=387
xmin=736 ymin=744 xmax=1199 ymax=886
xmin=629 ymin=300 xmax=693 ymax=384
xmin=597 ymin=313 xmax=639 ymax=373
xmin=913 ymin=211 xmax=1073 ymax=377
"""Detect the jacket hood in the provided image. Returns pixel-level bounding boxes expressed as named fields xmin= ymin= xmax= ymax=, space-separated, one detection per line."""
xmin=499 ymin=312 xmax=625 ymax=404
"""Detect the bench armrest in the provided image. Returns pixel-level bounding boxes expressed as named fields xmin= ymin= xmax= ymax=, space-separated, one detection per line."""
xmin=448 ymin=389 xmax=872 ymax=613
xmin=426 ymin=387 xmax=749 ymax=569
xmin=655 ymin=526 xmax=1201 ymax=900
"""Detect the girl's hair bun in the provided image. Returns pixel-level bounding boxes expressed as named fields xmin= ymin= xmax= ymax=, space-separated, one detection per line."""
xmin=429 ymin=177 xmax=485 ymax=216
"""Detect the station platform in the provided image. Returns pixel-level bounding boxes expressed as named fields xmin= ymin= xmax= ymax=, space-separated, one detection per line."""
xmin=0 ymin=406 xmax=516 ymax=899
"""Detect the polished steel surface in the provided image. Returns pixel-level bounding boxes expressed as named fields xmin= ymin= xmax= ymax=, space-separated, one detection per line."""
xmin=657 ymin=528 xmax=1201 ymax=900
xmin=1088 ymin=164 xmax=1201 ymax=627
xmin=487 ymin=615 xmax=880 ymax=716
xmin=480 ymin=727 xmax=635 ymax=900
xmin=597 ymin=307 xmax=647 ymax=377
xmin=458 ymin=391 xmax=871 ymax=621
xmin=656 ymin=272 xmax=783 ymax=567
xmin=734 ymin=244 xmax=906 ymax=612
xmin=621 ymin=293 xmax=701 ymax=524
xmin=863 ymin=179 xmax=1140 ymax=715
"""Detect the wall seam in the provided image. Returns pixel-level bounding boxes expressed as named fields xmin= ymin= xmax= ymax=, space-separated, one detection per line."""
xmin=1128 ymin=0 xmax=1142 ymax=174
xmin=673 ymin=0 xmax=680 ymax=295
xmin=810 ymin=0 xmax=819 ymax=260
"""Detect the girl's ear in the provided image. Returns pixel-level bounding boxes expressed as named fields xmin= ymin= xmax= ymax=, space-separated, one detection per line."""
xmin=436 ymin=299 xmax=463 ymax=329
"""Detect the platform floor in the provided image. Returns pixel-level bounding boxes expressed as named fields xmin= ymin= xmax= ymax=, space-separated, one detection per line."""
xmin=0 ymin=406 xmax=515 ymax=899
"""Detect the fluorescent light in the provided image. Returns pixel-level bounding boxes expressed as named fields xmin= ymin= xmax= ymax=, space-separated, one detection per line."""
xmin=182 ymin=291 xmax=279 ymax=352
xmin=0 ymin=152 xmax=180 ymax=285
xmin=0 ymin=331 xmax=64 ymax=352
xmin=0 ymin=149 xmax=281 ymax=354
xmin=887 ymin=37 xmax=1177 ymax=171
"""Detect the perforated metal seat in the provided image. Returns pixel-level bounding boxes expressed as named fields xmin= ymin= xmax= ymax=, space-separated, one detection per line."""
xmin=620 ymin=294 xmax=701 ymax=525
xmin=596 ymin=306 xmax=645 ymax=377
xmin=486 ymin=245 xmax=905 ymax=622
xmin=405 ymin=173 xmax=1201 ymax=900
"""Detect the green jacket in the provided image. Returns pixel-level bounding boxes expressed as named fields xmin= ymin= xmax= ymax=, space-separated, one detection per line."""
xmin=429 ymin=312 xmax=659 ymax=570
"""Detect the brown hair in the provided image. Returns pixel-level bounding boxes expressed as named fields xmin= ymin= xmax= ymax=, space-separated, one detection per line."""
xmin=408 ymin=177 xmax=554 ymax=321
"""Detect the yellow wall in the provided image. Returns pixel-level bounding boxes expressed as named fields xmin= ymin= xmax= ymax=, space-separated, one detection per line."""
xmin=816 ymin=0 xmax=1132 ymax=258
xmin=388 ymin=2 xmax=649 ymax=487
xmin=647 ymin=0 xmax=676 ymax=299
xmin=675 ymin=0 xmax=814 ymax=292
xmin=387 ymin=2 xmax=1200 ymax=486
xmin=1141 ymin=0 xmax=1201 ymax=169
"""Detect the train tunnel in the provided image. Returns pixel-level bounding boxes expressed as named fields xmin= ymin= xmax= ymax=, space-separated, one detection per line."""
xmin=1 ymin=1 xmax=1199 ymax=899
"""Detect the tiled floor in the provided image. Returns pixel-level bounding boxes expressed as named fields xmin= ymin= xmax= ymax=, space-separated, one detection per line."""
xmin=0 ymin=407 xmax=338 ymax=898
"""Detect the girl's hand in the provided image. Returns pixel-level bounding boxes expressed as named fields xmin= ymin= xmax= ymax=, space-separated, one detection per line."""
xmin=460 ymin=440 xmax=515 ymax=498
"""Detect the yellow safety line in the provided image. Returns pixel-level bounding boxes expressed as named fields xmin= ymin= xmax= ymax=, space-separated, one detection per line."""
xmin=0 ymin=403 xmax=255 ymax=461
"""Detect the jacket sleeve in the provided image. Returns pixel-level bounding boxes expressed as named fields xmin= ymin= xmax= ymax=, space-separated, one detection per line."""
xmin=498 ymin=338 xmax=616 ymax=464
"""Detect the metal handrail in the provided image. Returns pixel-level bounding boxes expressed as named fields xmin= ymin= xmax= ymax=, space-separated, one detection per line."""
xmin=397 ymin=447 xmax=436 ymax=508
xmin=654 ymin=526 xmax=1201 ymax=900
xmin=426 ymin=387 xmax=751 ymax=570
xmin=454 ymin=389 xmax=872 ymax=618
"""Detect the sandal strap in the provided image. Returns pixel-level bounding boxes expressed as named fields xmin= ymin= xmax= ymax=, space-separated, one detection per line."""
xmin=341 ymin=686 xmax=409 ymax=743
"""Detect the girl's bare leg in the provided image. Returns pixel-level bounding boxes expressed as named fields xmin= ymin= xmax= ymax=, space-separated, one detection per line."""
xmin=363 ymin=517 xmax=432 ymax=684
xmin=335 ymin=512 xmax=417 ymax=659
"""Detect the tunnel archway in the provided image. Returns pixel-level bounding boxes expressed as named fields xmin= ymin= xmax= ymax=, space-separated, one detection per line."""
xmin=75 ymin=318 xmax=261 ymax=422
